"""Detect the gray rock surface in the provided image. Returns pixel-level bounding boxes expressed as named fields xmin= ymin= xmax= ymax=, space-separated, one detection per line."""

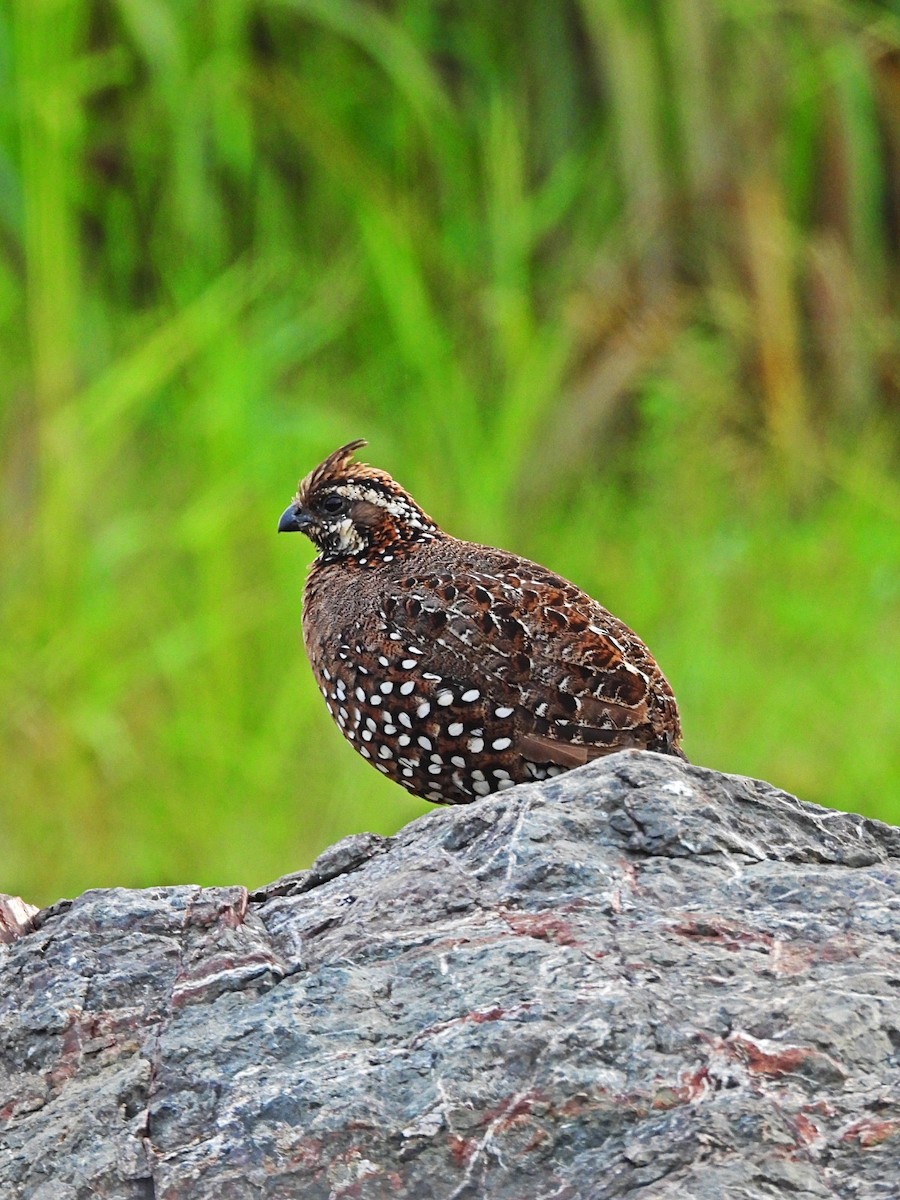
xmin=1 ymin=751 xmax=899 ymax=1199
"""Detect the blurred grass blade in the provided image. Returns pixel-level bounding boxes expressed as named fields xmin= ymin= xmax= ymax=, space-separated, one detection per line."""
xmin=267 ymin=0 xmax=453 ymax=125
xmin=55 ymin=256 xmax=272 ymax=443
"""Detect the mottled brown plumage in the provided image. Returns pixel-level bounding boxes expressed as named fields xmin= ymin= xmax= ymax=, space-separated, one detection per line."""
xmin=279 ymin=440 xmax=684 ymax=804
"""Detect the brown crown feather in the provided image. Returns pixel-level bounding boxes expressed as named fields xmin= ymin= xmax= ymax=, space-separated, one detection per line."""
xmin=296 ymin=439 xmax=397 ymax=506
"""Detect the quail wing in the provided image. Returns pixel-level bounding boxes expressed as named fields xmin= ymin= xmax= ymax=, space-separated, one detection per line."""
xmin=378 ymin=556 xmax=681 ymax=767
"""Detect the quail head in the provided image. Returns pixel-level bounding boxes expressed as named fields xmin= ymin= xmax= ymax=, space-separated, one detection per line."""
xmin=279 ymin=440 xmax=685 ymax=804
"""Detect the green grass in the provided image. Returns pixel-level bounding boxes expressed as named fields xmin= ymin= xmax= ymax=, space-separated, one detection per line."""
xmin=1 ymin=1 xmax=899 ymax=907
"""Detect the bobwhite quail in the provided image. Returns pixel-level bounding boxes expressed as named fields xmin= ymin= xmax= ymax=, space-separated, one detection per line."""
xmin=279 ymin=440 xmax=684 ymax=804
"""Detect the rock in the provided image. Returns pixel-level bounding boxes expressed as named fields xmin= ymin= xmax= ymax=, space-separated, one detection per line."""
xmin=0 ymin=895 xmax=38 ymax=946
xmin=1 ymin=751 xmax=898 ymax=1199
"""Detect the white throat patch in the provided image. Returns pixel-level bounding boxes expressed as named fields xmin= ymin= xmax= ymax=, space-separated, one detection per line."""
xmin=332 ymin=515 xmax=367 ymax=555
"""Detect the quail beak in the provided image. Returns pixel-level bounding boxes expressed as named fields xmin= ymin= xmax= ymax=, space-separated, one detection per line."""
xmin=278 ymin=504 xmax=312 ymax=533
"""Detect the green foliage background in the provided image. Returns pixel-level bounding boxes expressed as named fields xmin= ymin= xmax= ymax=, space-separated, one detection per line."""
xmin=2 ymin=1 xmax=899 ymax=906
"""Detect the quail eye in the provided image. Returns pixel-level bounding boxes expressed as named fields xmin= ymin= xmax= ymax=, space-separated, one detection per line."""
xmin=320 ymin=492 xmax=348 ymax=516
